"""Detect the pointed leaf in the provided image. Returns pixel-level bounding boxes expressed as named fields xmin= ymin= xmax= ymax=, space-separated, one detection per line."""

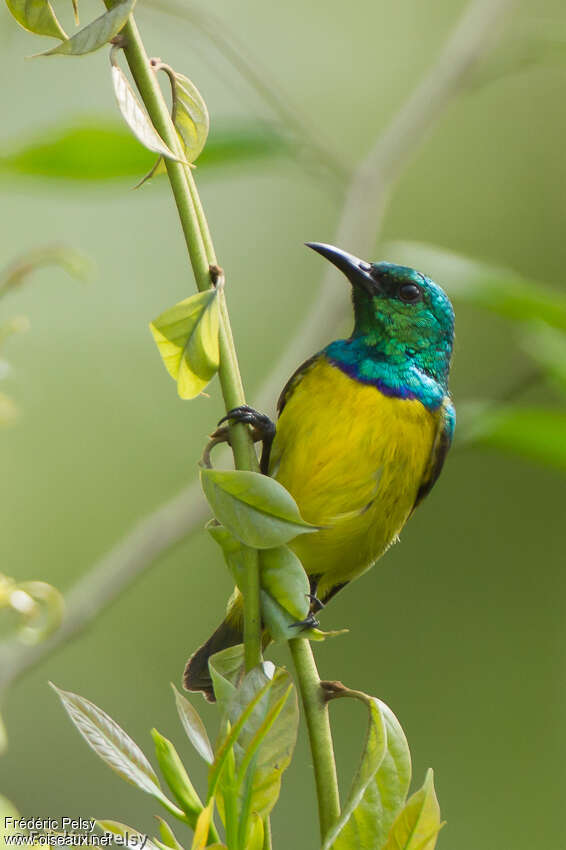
xmin=150 ymin=289 xmax=220 ymax=399
xmin=238 ymin=679 xmax=297 ymax=819
xmin=208 ymin=643 xmax=245 ymax=717
xmin=382 ymin=769 xmax=443 ymax=850
xmin=200 ymin=468 xmax=318 ymax=548
xmin=39 ymin=0 xmax=136 ymax=55
xmin=218 ymin=665 xmax=299 ymax=819
xmin=190 ymin=800 xmax=214 ymax=850
xmin=135 ymin=155 xmax=166 ymax=188
xmin=50 ymin=683 xmax=183 ymax=817
xmin=389 ymin=241 xmax=566 ymax=330
xmin=97 ymin=822 xmax=159 ymax=850
xmin=208 ymin=670 xmax=278 ymax=800
xmin=152 ymin=729 xmax=203 ymax=823
xmin=172 ymin=684 xmax=214 ymax=764
xmin=371 ymin=700 xmax=413 ymax=847
xmin=5 ymin=0 xmax=66 ymax=39
xmin=51 ymin=683 xmax=160 ymax=793
xmin=322 ymin=692 xmax=387 ymax=850
xmin=172 ymin=73 xmax=209 ymax=163
xmin=111 ymin=66 xmax=185 ymax=163
xmin=155 ymin=819 xmax=183 ymax=850
xmin=321 ymin=686 xmax=411 ymax=850
xmin=244 ymin=814 xmax=263 ymax=850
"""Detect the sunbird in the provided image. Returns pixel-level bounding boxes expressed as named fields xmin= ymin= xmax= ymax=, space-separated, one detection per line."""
xmin=185 ymin=242 xmax=455 ymax=700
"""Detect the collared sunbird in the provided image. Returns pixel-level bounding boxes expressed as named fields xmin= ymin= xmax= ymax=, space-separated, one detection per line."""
xmin=184 ymin=242 xmax=455 ymax=700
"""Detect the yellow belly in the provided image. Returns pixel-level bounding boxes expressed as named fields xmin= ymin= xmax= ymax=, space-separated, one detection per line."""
xmin=270 ymin=358 xmax=439 ymax=598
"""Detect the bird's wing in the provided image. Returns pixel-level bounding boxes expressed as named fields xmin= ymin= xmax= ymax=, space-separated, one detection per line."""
xmin=277 ymin=352 xmax=325 ymax=414
xmin=412 ymin=397 xmax=455 ymax=512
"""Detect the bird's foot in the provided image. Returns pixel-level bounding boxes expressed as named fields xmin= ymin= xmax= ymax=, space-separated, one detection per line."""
xmin=218 ymin=405 xmax=275 ymax=440
xmin=290 ymin=613 xmax=320 ymax=631
xmin=217 ymin=405 xmax=276 ymax=474
xmin=307 ymin=592 xmax=325 ymax=613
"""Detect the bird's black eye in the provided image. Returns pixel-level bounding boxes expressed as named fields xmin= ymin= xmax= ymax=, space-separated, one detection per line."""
xmin=398 ymin=282 xmax=422 ymax=303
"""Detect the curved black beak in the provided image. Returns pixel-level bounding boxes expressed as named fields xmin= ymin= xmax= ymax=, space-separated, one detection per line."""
xmin=305 ymin=242 xmax=375 ymax=293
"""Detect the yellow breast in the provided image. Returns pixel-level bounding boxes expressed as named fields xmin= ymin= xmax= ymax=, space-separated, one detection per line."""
xmin=270 ymin=357 xmax=439 ymax=597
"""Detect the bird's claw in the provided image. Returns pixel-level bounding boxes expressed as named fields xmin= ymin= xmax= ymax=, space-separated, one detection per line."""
xmin=218 ymin=405 xmax=275 ymax=439
xmin=218 ymin=405 xmax=276 ymax=474
xmin=290 ymin=613 xmax=320 ymax=631
xmin=307 ymin=592 xmax=325 ymax=613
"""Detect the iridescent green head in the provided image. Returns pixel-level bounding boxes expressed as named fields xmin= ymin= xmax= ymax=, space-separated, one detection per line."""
xmin=307 ymin=243 xmax=454 ymax=390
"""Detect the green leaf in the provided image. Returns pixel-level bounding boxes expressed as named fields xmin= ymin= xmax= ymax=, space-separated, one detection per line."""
xmin=38 ymin=0 xmax=136 ymax=55
xmin=322 ymin=692 xmax=386 ymax=849
xmin=371 ymin=700 xmax=413 ymax=847
xmin=152 ymin=729 xmax=204 ymax=823
xmin=208 ymin=670 xmax=277 ymax=799
xmin=0 ymin=122 xmax=153 ymax=180
xmin=5 ymin=0 xmax=67 ymax=40
xmin=172 ymin=72 xmax=210 ymax=163
xmin=321 ymin=686 xmax=411 ymax=850
xmin=97 ymin=822 xmax=159 ymax=850
xmin=200 ymin=468 xmax=317 ymax=548
xmin=172 ymin=684 xmax=214 ymax=765
xmin=237 ymin=677 xmax=297 ymax=820
xmin=388 ymin=241 xmax=566 ymax=330
xmin=50 ymin=683 xmax=183 ymax=815
xmin=150 ymin=289 xmax=220 ymax=399
xmin=111 ymin=66 xmax=185 ymax=164
xmin=155 ymin=819 xmax=183 ymax=850
xmin=244 ymin=814 xmax=263 ymax=850
xmin=382 ymin=769 xmax=443 ymax=850
xmin=463 ymin=405 xmax=566 ymax=471
xmin=521 ymin=323 xmax=566 ymax=393
xmin=190 ymin=800 xmax=214 ymax=850
xmin=259 ymin=545 xmax=309 ymax=621
xmin=207 ymin=524 xmax=309 ymax=635
xmin=139 ymin=69 xmax=209 ymax=189
xmin=0 ymin=121 xmax=287 ymax=182
xmin=218 ymin=666 xmax=299 ymax=820
xmin=208 ymin=644 xmax=245 ymax=718
xmin=259 ymin=589 xmax=303 ymax=641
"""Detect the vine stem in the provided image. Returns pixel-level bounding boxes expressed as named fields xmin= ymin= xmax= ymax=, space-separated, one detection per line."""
xmin=113 ymin=13 xmax=262 ymax=671
xmin=289 ymin=638 xmax=340 ymax=839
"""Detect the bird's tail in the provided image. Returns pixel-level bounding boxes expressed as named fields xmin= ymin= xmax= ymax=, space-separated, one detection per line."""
xmin=183 ymin=614 xmax=243 ymax=702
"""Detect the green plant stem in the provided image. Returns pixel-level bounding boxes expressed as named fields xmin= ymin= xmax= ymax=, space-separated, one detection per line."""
xmin=262 ymin=817 xmax=272 ymax=850
xmin=114 ymin=13 xmax=262 ymax=671
xmin=288 ymin=638 xmax=340 ymax=839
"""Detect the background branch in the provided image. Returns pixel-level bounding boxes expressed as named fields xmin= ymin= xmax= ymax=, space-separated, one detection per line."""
xmin=0 ymin=0 xmax=513 ymax=700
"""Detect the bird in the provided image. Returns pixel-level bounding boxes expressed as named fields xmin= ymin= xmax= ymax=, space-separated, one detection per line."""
xmin=184 ymin=242 xmax=455 ymax=700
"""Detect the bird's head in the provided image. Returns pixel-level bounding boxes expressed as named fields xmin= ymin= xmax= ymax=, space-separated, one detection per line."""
xmin=307 ymin=242 xmax=454 ymax=383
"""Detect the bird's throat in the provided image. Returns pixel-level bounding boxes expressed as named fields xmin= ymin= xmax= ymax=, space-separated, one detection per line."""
xmin=324 ymin=337 xmax=446 ymax=410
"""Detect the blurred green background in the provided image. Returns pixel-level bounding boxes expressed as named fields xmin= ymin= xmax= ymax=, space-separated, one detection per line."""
xmin=1 ymin=0 xmax=565 ymax=847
